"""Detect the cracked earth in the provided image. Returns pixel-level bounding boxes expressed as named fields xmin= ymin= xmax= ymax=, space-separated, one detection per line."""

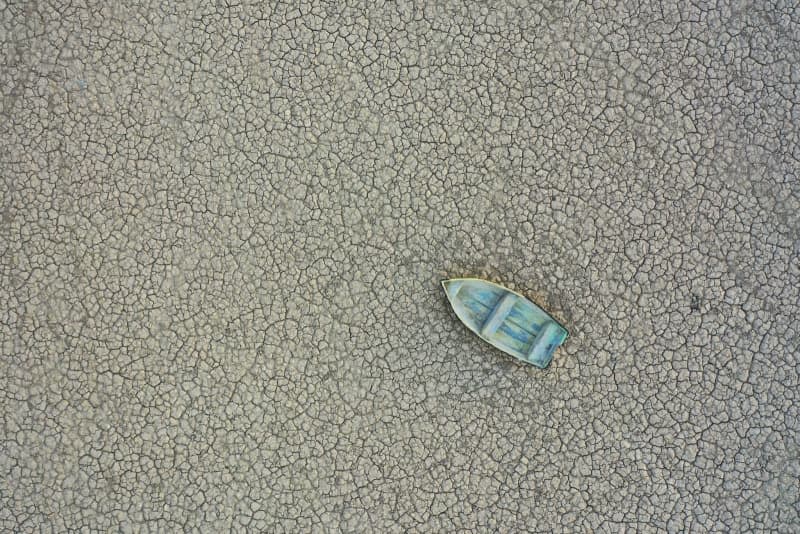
xmin=2 ymin=1 xmax=799 ymax=531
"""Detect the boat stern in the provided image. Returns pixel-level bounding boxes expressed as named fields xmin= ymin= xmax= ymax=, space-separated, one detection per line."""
xmin=525 ymin=321 xmax=569 ymax=368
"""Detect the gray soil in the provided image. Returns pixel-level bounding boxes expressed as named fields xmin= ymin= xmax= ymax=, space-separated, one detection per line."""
xmin=3 ymin=1 xmax=799 ymax=531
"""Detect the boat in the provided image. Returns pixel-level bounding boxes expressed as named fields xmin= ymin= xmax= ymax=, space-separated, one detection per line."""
xmin=442 ymin=278 xmax=568 ymax=368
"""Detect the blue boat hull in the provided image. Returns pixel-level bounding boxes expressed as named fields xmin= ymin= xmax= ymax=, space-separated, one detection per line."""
xmin=442 ymin=278 xmax=568 ymax=368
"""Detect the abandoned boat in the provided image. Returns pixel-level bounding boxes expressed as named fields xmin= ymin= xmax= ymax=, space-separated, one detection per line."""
xmin=442 ymin=278 xmax=568 ymax=369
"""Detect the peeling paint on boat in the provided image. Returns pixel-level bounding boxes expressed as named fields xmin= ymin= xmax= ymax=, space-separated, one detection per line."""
xmin=443 ymin=278 xmax=568 ymax=369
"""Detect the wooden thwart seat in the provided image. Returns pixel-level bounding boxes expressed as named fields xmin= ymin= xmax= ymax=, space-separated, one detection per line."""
xmin=480 ymin=293 xmax=517 ymax=337
xmin=527 ymin=321 xmax=560 ymax=362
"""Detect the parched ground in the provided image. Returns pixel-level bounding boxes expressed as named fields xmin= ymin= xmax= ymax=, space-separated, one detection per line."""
xmin=2 ymin=1 xmax=799 ymax=531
